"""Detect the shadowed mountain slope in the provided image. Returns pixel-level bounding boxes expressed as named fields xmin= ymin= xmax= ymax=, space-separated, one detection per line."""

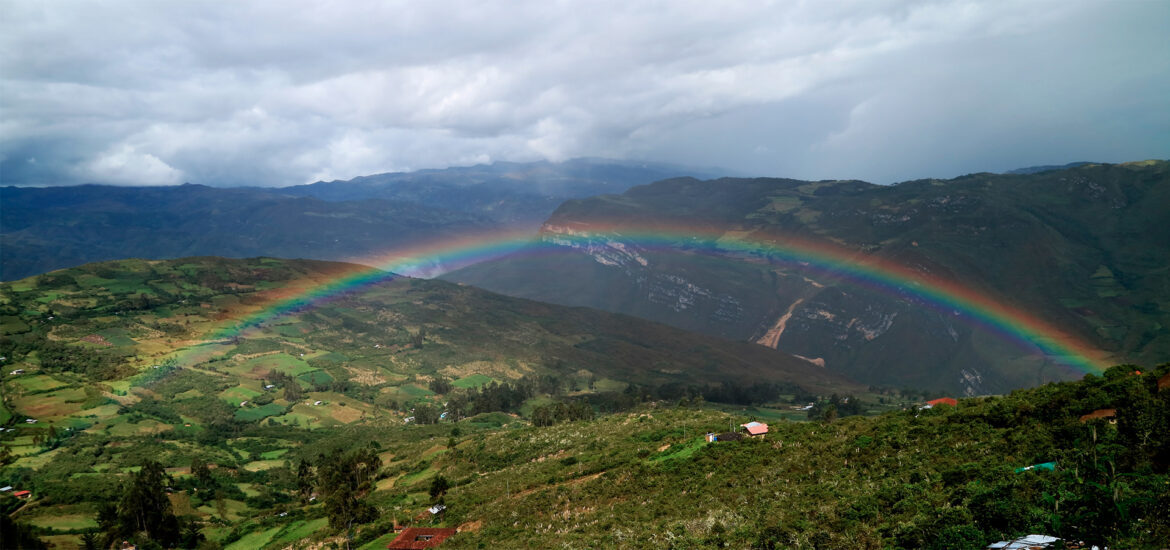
xmin=444 ymin=160 xmax=1170 ymax=394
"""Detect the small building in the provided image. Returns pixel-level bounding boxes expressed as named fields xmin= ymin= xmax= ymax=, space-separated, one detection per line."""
xmin=741 ymin=421 xmax=768 ymax=437
xmin=387 ymin=527 xmax=457 ymax=549
xmin=1078 ymin=408 xmax=1117 ymax=424
xmin=1158 ymin=372 xmax=1170 ymax=391
xmin=427 ymin=504 xmax=447 ymax=521
xmin=9 ymin=369 xmax=24 ymax=375
xmin=921 ymin=397 xmax=958 ymax=409
xmin=13 ymin=490 xmax=31 ymax=499
xmin=0 ymin=486 xmax=12 ymax=492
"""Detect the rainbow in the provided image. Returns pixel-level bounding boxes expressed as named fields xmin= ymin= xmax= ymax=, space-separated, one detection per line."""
xmin=167 ymin=224 xmax=1111 ymax=375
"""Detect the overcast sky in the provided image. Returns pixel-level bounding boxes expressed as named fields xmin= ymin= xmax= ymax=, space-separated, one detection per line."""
xmin=1 ymin=1 xmax=1167 ymax=187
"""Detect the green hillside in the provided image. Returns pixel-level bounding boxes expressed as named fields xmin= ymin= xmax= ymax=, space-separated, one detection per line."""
xmin=0 ymin=256 xmax=873 ymax=547
xmin=445 ymin=161 xmax=1170 ymax=394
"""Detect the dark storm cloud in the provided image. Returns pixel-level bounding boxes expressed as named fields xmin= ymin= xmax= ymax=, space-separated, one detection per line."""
xmin=1 ymin=1 xmax=1166 ymax=186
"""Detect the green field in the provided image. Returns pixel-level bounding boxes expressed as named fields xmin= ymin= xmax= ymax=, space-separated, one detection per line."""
xmin=219 ymin=386 xmax=262 ymax=404
xmin=452 ymin=373 xmax=495 ymax=388
xmin=234 ymin=402 xmax=287 ymax=422
xmin=10 ymin=374 xmax=69 ymax=393
xmin=239 ymin=353 xmax=316 ymax=377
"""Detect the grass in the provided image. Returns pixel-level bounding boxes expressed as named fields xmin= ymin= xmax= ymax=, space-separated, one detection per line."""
xmin=234 ymin=402 xmax=287 ymax=422
xmin=398 ymin=384 xmax=434 ymax=398
xmin=271 ymin=518 xmax=329 ymax=546
xmin=219 ymin=386 xmax=262 ymax=404
xmin=239 ymin=353 xmax=316 ymax=377
xmin=10 ymin=374 xmax=70 ymax=393
xmin=224 ymin=525 xmax=281 ymax=550
xmin=259 ymin=448 xmax=290 ymax=459
xmin=452 ymin=374 xmax=495 ymax=389
xmin=24 ymin=511 xmax=98 ymax=531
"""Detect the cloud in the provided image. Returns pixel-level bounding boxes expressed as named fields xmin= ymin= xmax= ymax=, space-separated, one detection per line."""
xmin=1 ymin=1 xmax=1167 ymax=186
xmin=82 ymin=145 xmax=183 ymax=186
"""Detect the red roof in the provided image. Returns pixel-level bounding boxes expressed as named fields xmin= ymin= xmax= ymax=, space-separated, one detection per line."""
xmin=387 ymin=528 xmax=457 ymax=549
xmin=741 ymin=421 xmax=768 ymax=435
xmin=12 ymin=490 xmax=31 ymax=498
xmin=926 ymin=397 xmax=957 ymax=407
xmin=1079 ymin=408 xmax=1117 ymax=423
xmin=1158 ymin=372 xmax=1170 ymax=391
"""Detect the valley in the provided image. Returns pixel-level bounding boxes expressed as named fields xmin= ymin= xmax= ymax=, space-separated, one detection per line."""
xmin=445 ymin=161 xmax=1170 ymax=394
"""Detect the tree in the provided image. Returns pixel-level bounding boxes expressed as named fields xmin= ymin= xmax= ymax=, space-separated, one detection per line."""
xmin=107 ymin=460 xmax=181 ymax=547
xmin=191 ymin=457 xmax=213 ymax=490
xmin=80 ymin=530 xmax=100 ymax=550
xmin=429 ymin=475 xmax=450 ymax=500
xmin=0 ymin=513 xmax=47 ymax=549
xmin=317 ymin=448 xmax=381 ymax=532
xmin=428 ymin=376 xmax=453 ymax=395
xmin=414 ymin=403 xmax=441 ymax=425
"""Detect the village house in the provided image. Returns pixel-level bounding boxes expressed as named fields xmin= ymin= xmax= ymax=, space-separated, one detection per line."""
xmin=741 ymin=421 xmax=768 ymax=438
xmin=387 ymin=527 xmax=457 ymax=549
xmin=920 ymin=397 xmax=958 ymax=409
xmin=13 ymin=490 xmax=32 ymax=499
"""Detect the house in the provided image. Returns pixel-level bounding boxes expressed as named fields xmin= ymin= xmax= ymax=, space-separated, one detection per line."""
xmin=9 ymin=369 xmax=24 ymax=375
xmin=1078 ymin=408 xmax=1116 ymax=424
xmin=0 ymin=486 xmax=12 ymax=492
xmin=705 ymin=432 xmax=717 ymax=443
xmin=985 ymin=534 xmax=1060 ymax=549
xmin=387 ymin=527 xmax=457 ymax=549
xmin=13 ymin=490 xmax=32 ymax=499
xmin=1158 ymin=372 xmax=1170 ymax=391
xmin=921 ymin=397 xmax=958 ymax=409
xmin=25 ymin=418 xmax=37 ymax=424
xmin=427 ymin=504 xmax=446 ymax=521
xmin=741 ymin=421 xmax=768 ymax=437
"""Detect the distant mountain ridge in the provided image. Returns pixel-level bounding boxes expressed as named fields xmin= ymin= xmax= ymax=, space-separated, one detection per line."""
xmin=0 ymin=183 xmax=492 ymax=281
xmin=444 ymin=160 xmax=1170 ymax=394
xmin=1004 ymin=161 xmax=1094 ymax=175
xmin=274 ymin=157 xmax=730 ymax=225
xmin=1 ymin=159 xmax=728 ymax=281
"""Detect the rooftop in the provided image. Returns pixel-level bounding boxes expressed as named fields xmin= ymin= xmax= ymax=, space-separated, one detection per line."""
xmin=387 ymin=527 xmax=457 ymax=549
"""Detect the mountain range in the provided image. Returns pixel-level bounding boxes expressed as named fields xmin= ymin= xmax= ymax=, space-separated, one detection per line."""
xmin=0 ymin=159 xmax=725 ymax=282
xmin=444 ymin=160 xmax=1170 ymax=394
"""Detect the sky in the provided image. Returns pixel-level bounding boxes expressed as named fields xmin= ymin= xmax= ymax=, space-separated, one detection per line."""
xmin=1 ymin=0 xmax=1167 ymax=187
